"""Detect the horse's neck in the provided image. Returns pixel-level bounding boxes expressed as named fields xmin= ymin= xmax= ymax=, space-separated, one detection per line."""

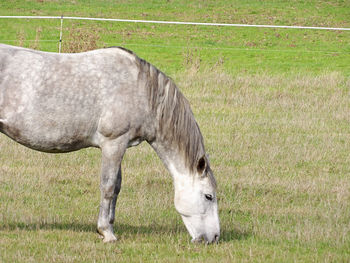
xmin=149 ymin=139 xmax=188 ymax=177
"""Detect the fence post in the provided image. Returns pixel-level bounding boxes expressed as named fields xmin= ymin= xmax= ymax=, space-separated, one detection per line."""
xmin=58 ymin=15 xmax=63 ymax=53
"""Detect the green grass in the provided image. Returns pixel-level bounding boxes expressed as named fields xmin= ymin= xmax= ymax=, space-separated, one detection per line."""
xmin=0 ymin=0 xmax=349 ymax=75
xmin=1 ymin=1 xmax=350 ymax=262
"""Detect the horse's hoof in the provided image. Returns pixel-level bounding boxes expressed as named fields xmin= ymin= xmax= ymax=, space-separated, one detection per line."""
xmin=103 ymin=234 xmax=117 ymax=243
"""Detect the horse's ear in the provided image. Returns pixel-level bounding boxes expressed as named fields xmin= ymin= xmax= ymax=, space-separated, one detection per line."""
xmin=197 ymin=156 xmax=207 ymax=175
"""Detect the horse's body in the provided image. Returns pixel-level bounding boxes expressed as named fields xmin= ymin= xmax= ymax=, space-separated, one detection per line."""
xmin=0 ymin=44 xmax=219 ymax=243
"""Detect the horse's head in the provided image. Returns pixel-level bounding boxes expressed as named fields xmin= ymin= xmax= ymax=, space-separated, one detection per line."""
xmin=171 ymin=155 xmax=220 ymax=244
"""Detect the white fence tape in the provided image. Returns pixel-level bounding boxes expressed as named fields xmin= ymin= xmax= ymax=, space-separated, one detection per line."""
xmin=1 ymin=15 xmax=349 ymax=31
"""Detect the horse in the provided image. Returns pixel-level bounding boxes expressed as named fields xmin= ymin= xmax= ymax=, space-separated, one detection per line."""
xmin=0 ymin=44 xmax=220 ymax=243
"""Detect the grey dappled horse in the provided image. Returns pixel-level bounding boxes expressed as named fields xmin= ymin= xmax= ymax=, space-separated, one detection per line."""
xmin=0 ymin=44 xmax=219 ymax=243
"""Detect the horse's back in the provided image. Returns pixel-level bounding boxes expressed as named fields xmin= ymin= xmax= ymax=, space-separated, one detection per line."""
xmin=0 ymin=44 xmax=144 ymax=152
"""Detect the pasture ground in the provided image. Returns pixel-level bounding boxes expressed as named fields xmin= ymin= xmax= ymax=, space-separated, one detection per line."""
xmin=0 ymin=1 xmax=349 ymax=262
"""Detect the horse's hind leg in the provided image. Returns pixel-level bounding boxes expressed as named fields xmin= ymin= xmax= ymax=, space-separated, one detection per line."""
xmin=97 ymin=139 xmax=127 ymax=243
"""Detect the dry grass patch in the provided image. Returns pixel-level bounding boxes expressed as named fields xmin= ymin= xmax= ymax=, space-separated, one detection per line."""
xmin=61 ymin=25 xmax=100 ymax=53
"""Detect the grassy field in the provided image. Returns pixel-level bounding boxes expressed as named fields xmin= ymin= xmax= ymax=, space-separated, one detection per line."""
xmin=1 ymin=1 xmax=350 ymax=262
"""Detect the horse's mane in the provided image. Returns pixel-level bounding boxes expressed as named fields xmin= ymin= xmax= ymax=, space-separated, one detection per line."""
xmin=116 ymin=47 xmax=205 ymax=173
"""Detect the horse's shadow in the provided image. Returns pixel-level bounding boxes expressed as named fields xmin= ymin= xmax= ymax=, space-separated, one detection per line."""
xmin=220 ymin=227 xmax=251 ymax=242
xmin=1 ymin=221 xmax=250 ymax=242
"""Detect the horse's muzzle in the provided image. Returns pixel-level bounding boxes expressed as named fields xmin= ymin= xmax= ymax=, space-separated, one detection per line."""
xmin=191 ymin=233 xmax=220 ymax=244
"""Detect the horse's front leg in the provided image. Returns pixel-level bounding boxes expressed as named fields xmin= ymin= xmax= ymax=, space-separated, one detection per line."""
xmin=108 ymin=166 xmax=122 ymax=225
xmin=97 ymin=140 xmax=126 ymax=243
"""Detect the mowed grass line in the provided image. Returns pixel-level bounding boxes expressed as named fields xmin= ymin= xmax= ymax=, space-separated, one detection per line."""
xmin=0 ymin=18 xmax=349 ymax=75
xmin=1 ymin=69 xmax=349 ymax=262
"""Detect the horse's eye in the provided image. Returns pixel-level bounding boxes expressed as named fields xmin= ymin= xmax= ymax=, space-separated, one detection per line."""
xmin=205 ymin=194 xmax=213 ymax=201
